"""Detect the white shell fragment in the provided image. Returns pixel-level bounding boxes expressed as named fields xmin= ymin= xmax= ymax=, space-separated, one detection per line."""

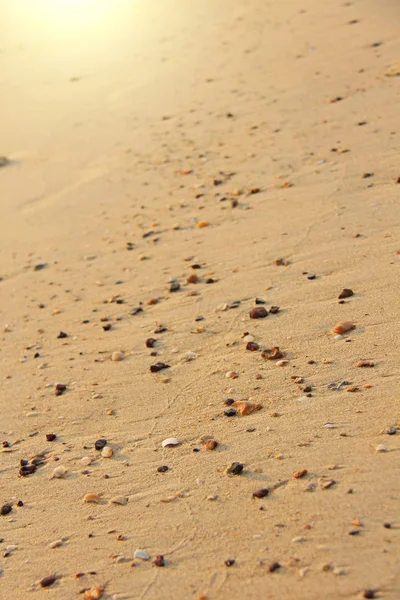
xmin=52 ymin=465 xmax=67 ymax=479
xmin=133 ymin=549 xmax=150 ymax=560
xmin=162 ymin=438 xmax=180 ymax=448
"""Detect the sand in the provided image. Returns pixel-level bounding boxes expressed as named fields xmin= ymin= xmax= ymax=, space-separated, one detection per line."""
xmin=1 ymin=0 xmax=400 ymax=598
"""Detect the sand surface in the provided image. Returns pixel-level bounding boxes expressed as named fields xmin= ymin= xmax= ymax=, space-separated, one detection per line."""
xmin=1 ymin=0 xmax=400 ymax=598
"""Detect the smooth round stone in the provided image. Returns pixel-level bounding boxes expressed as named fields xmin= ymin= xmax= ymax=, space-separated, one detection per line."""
xmin=133 ymin=549 xmax=150 ymax=561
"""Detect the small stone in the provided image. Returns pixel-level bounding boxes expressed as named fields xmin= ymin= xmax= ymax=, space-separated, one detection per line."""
xmin=1 ymin=504 xmax=12 ymax=516
xmin=305 ymin=482 xmax=316 ymax=492
xmin=275 ymin=360 xmax=288 ymax=367
xmin=224 ymin=408 xmax=237 ymax=417
xmin=332 ymin=321 xmax=355 ymax=334
xmin=268 ymin=562 xmax=281 ymax=573
xmin=101 ymin=446 xmax=113 ymax=458
xmin=252 ymin=488 xmax=269 ymax=499
xmin=225 ymin=559 xmax=235 ymax=567
xmin=249 ymin=307 xmax=268 ymax=319
xmin=187 ymin=274 xmax=198 ymax=284
xmin=110 ymin=496 xmax=128 ymax=506
xmin=386 ymin=426 xmax=397 ymax=435
xmin=307 ymin=273 xmax=316 ymax=280
xmin=95 ymin=439 xmax=107 ymax=451
xmin=46 ymin=433 xmax=56 ymax=442
xmin=83 ymin=493 xmax=101 ymax=503
xmin=205 ymin=439 xmax=218 ymax=450
xmin=40 ymin=575 xmax=57 ymax=588
xmin=49 ymin=540 xmax=63 ymax=549
xmin=170 ymin=281 xmax=181 ymax=292
xmin=320 ymin=479 xmax=336 ymax=489
xmin=162 ymin=438 xmax=180 ymax=448
xmin=357 ymin=360 xmax=374 ymax=368
xmin=150 ymin=362 xmax=170 ymax=373
xmin=333 ymin=566 xmax=347 ymax=576
xmin=80 ymin=456 xmax=92 ymax=466
xmin=291 ymin=536 xmax=306 ymax=543
xmin=134 ymin=549 xmax=150 ymax=560
xmin=57 ymin=331 xmax=68 ymax=339
xmin=225 ymin=370 xmax=238 ymax=379
xmin=83 ymin=588 xmax=104 ymax=600
xmin=157 ymin=465 xmax=169 ymax=472
xmin=232 ymin=401 xmax=262 ymax=415
xmin=52 ymin=465 xmax=67 ymax=479
xmin=338 ymin=289 xmax=354 ymax=299
xmin=246 ymin=341 xmax=259 ymax=351
xmin=243 ymin=334 xmax=255 ymax=344
xmin=153 ymin=555 xmax=165 ymax=567
xmin=376 ymin=444 xmax=388 ymax=453
xmin=111 ymin=351 xmax=124 ymax=362
xmin=55 ymin=383 xmax=67 ymax=396
xmin=146 ymin=338 xmax=157 ymax=348
xmin=226 ymin=462 xmax=244 ymax=475
xmin=362 ymin=591 xmax=376 ymax=599
xmin=293 ymin=468 xmax=308 ymax=479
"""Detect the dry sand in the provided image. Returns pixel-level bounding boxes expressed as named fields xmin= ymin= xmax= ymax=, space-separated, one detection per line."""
xmin=1 ymin=0 xmax=400 ymax=598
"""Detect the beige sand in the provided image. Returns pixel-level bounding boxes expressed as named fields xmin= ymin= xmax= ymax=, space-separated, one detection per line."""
xmin=1 ymin=0 xmax=400 ymax=598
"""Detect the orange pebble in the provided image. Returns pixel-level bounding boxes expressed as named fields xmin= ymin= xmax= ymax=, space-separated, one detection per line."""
xmin=197 ymin=221 xmax=209 ymax=228
xmin=332 ymin=320 xmax=355 ymax=334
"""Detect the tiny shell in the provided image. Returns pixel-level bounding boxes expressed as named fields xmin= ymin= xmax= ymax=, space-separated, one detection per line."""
xmin=111 ymin=351 xmax=124 ymax=362
xmin=83 ymin=493 xmax=101 ymax=503
xmin=134 ymin=549 xmax=150 ymax=560
xmin=53 ymin=465 xmax=67 ymax=479
xmin=232 ymin=401 xmax=262 ymax=416
xmin=101 ymin=446 xmax=113 ymax=458
xmin=83 ymin=588 xmax=104 ymax=600
xmin=110 ymin=496 xmax=128 ymax=505
xmin=162 ymin=438 xmax=180 ymax=448
xmin=332 ymin=321 xmax=355 ymax=334
xmin=243 ymin=335 xmax=255 ymax=344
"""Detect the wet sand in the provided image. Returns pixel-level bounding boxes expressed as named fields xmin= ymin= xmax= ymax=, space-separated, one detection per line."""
xmin=1 ymin=0 xmax=400 ymax=598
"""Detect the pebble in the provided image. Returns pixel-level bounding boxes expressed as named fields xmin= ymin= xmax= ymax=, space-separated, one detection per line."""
xmin=333 ymin=566 xmax=347 ymax=576
xmin=224 ymin=408 xmax=237 ymax=417
xmin=133 ymin=549 xmax=150 ymax=560
xmin=95 ymin=439 xmax=107 ymax=450
xmin=338 ymin=288 xmax=354 ymax=299
xmin=110 ymin=496 xmax=128 ymax=505
xmin=243 ymin=335 xmax=255 ymax=344
xmin=293 ymin=468 xmax=308 ymax=479
xmin=80 ymin=457 xmax=92 ymax=466
xmin=46 ymin=433 xmax=57 ymax=442
xmin=291 ymin=536 xmax=306 ymax=543
xmin=332 ymin=321 xmax=355 ymax=334
xmin=205 ymin=439 xmax=218 ymax=450
xmin=334 ymin=334 xmax=344 ymax=340
xmin=362 ymin=591 xmax=376 ymax=599
xmin=170 ymin=281 xmax=181 ymax=292
xmin=249 ymin=307 xmax=268 ymax=319
xmin=83 ymin=588 xmax=104 ymax=600
xmin=357 ymin=360 xmax=374 ymax=368
xmin=1 ymin=504 xmax=12 ymax=516
xmin=232 ymin=401 xmax=262 ymax=415
xmin=157 ymin=465 xmax=169 ymax=472
xmin=40 ymin=575 xmax=57 ymax=588
xmin=268 ymin=562 xmax=281 ymax=573
xmin=225 ymin=559 xmax=235 ymax=567
xmin=101 ymin=446 xmax=113 ymax=458
xmin=83 ymin=493 xmax=101 ymax=503
xmin=225 ymin=370 xmax=238 ymax=379
xmin=111 ymin=351 xmax=124 ymax=362
xmin=153 ymin=555 xmax=165 ymax=567
xmin=275 ymin=360 xmax=288 ymax=367
xmin=162 ymin=438 xmax=180 ymax=448
xmin=52 ymin=465 xmax=67 ymax=479
xmin=150 ymin=362 xmax=170 ymax=373
xmin=252 ymin=488 xmax=269 ymax=499
xmin=305 ymin=482 xmax=316 ymax=492
xmin=49 ymin=540 xmax=63 ymax=549
xmin=376 ymin=444 xmax=388 ymax=453
xmin=226 ymin=462 xmax=244 ymax=475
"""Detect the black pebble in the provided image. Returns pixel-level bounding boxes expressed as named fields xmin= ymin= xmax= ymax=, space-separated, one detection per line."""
xmin=227 ymin=462 xmax=243 ymax=475
xmin=383 ymin=523 xmax=392 ymax=529
xmin=362 ymin=591 xmax=376 ymax=599
xmin=40 ymin=575 xmax=57 ymax=588
xmin=146 ymin=338 xmax=157 ymax=348
xmin=102 ymin=323 xmax=112 ymax=331
xmin=307 ymin=273 xmax=316 ymax=280
xmin=1 ymin=504 xmax=12 ymax=516
xmin=57 ymin=331 xmax=68 ymax=339
xmin=150 ymin=362 xmax=170 ymax=373
xmin=55 ymin=383 xmax=67 ymax=396
xmin=19 ymin=464 xmax=36 ymax=476
xmin=225 ymin=559 xmax=235 ymax=567
xmin=224 ymin=408 xmax=237 ymax=417
xmin=46 ymin=434 xmax=57 ymax=442
xmin=170 ymin=282 xmax=181 ymax=292
xmin=255 ymin=297 xmax=266 ymax=304
xmin=157 ymin=466 xmax=169 ymax=473
xmin=17 ymin=500 xmax=23 ymax=507
xmin=268 ymin=562 xmax=281 ymax=573
xmin=95 ymin=439 xmax=107 ymax=451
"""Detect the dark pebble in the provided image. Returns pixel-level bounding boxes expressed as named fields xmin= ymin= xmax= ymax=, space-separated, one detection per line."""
xmin=246 ymin=341 xmax=259 ymax=351
xmin=34 ymin=352 xmax=40 ymax=358
xmin=157 ymin=466 xmax=169 ymax=473
xmin=225 ymin=559 xmax=235 ymax=567
xmin=33 ymin=263 xmax=47 ymax=271
xmin=131 ymin=307 xmax=143 ymax=315
xmin=193 ymin=448 xmax=200 ymax=452
xmin=1 ymin=504 xmax=12 ymax=516
xmin=303 ymin=385 xmax=312 ymax=393
xmin=2 ymin=441 xmax=10 ymax=448
xmin=224 ymin=408 xmax=237 ymax=417
xmin=307 ymin=274 xmax=316 ymax=280
xmin=55 ymin=383 xmax=67 ymax=396
xmin=20 ymin=459 xmax=28 ymax=467
xmin=191 ymin=264 xmax=202 ymax=269
xmin=348 ymin=529 xmax=360 ymax=536
xmin=94 ymin=439 xmax=107 ymax=451
xmin=268 ymin=562 xmax=281 ymax=573
xmin=269 ymin=306 xmax=280 ymax=314
xmin=206 ymin=278 xmax=215 ymax=284
xmin=227 ymin=462 xmax=243 ymax=475
xmin=383 ymin=523 xmax=392 ymax=529
xmin=362 ymin=591 xmax=376 ymax=599
xmin=338 ymin=288 xmax=354 ymax=299
xmin=146 ymin=338 xmax=157 ymax=348
xmin=46 ymin=434 xmax=57 ymax=442
xmin=249 ymin=307 xmax=268 ymax=319
xmin=102 ymin=323 xmax=112 ymax=331
xmin=252 ymin=488 xmax=269 ymax=499
xmin=255 ymin=298 xmax=266 ymax=304
xmin=307 ymin=360 xmax=315 ymax=365
xmin=386 ymin=426 xmax=397 ymax=435
xmin=362 ymin=172 xmax=374 ymax=178
xmin=19 ymin=464 xmax=36 ymax=476
xmin=195 ymin=316 xmax=204 ymax=321
xmin=224 ymin=398 xmax=235 ymax=406
xmin=57 ymin=331 xmax=68 ymax=339
xmin=170 ymin=282 xmax=181 ymax=292
xmin=17 ymin=500 xmax=23 ymax=507
xmin=40 ymin=575 xmax=57 ymax=588
xmin=229 ymin=300 xmax=241 ymax=309
xmin=154 ymin=325 xmax=167 ymax=334
xmin=153 ymin=555 xmax=165 ymax=567
xmin=150 ymin=362 xmax=170 ymax=373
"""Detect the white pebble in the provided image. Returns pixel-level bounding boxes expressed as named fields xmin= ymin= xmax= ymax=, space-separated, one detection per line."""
xmin=216 ymin=303 xmax=228 ymax=312
xmin=298 ymin=396 xmax=308 ymax=402
xmin=49 ymin=540 xmax=63 ymax=549
xmin=111 ymin=351 xmax=124 ymax=362
xmin=243 ymin=335 xmax=255 ymax=344
xmin=101 ymin=446 xmax=113 ymax=458
xmin=6 ymin=545 xmax=17 ymax=552
xmin=305 ymin=482 xmax=316 ymax=492
xmin=185 ymin=351 xmax=197 ymax=361
xmin=162 ymin=438 xmax=180 ymax=448
xmin=53 ymin=465 xmax=67 ymax=479
xmin=225 ymin=370 xmax=238 ymax=379
xmin=80 ymin=456 xmax=92 ymax=466
xmin=334 ymin=334 xmax=344 ymax=340
xmin=333 ymin=566 xmax=347 ymax=576
xmin=291 ymin=536 xmax=306 ymax=543
xmin=133 ymin=549 xmax=150 ymax=560
xmin=376 ymin=444 xmax=388 ymax=453
xmin=275 ymin=360 xmax=288 ymax=367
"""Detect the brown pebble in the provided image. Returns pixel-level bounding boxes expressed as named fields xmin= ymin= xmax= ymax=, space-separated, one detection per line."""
xmin=40 ymin=575 xmax=57 ymax=588
xmin=153 ymin=555 xmax=165 ymax=567
xmin=186 ymin=274 xmax=198 ymax=284
xmin=1 ymin=504 xmax=12 ymax=516
xmin=249 ymin=307 xmax=268 ymax=319
xmin=362 ymin=591 xmax=376 ymax=599
xmin=46 ymin=434 xmax=57 ymax=442
xmin=252 ymin=488 xmax=269 ymax=499
xmin=205 ymin=439 xmax=218 ymax=450
xmin=262 ymin=346 xmax=284 ymax=360
xmin=232 ymin=401 xmax=262 ymax=415
xmin=150 ymin=362 xmax=170 ymax=373
xmin=333 ymin=321 xmax=355 ymax=334
xmin=146 ymin=338 xmax=157 ymax=348
xmin=111 ymin=351 xmax=124 ymax=362
xmin=83 ymin=588 xmax=104 ymax=600
xmin=356 ymin=360 xmax=374 ymax=368
xmin=55 ymin=383 xmax=67 ymax=396
xmin=246 ymin=341 xmax=259 ymax=351
xmin=83 ymin=493 xmax=101 ymax=504
xmin=273 ymin=258 xmax=289 ymax=266
xmin=293 ymin=468 xmax=308 ymax=479
xmin=268 ymin=562 xmax=281 ymax=572
xmin=338 ymin=289 xmax=354 ymax=299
